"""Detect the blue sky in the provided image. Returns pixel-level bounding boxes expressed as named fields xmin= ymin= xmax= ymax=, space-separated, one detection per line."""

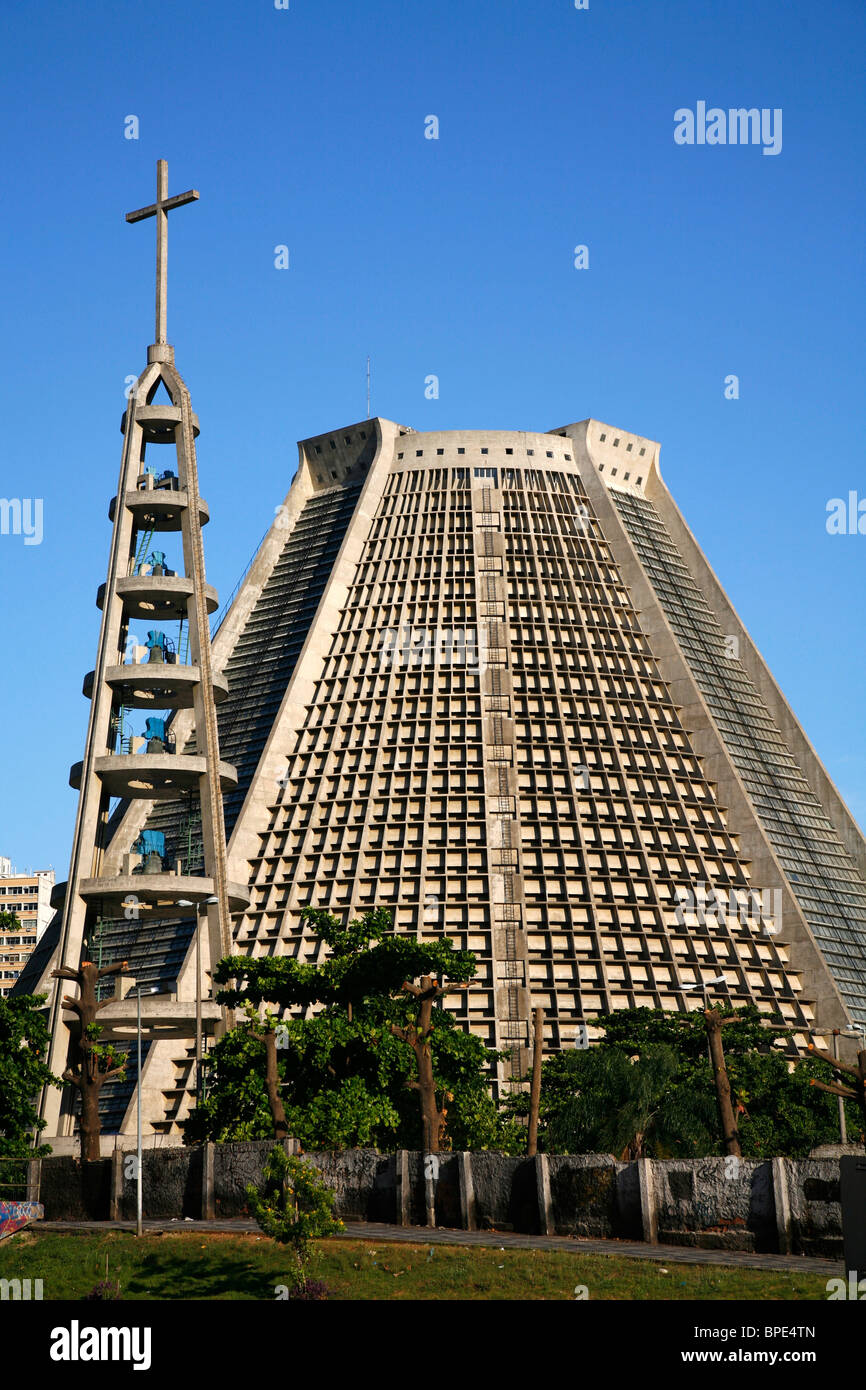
xmin=0 ymin=0 xmax=863 ymax=872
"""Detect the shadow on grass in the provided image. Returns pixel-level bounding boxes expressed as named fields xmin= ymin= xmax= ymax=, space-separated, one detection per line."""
xmin=123 ymin=1248 xmax=280 ymax=1301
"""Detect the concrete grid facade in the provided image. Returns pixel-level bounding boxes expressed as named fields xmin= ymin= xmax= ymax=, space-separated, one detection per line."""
xmin=24 ymin=415 xmax=866 ymax=1137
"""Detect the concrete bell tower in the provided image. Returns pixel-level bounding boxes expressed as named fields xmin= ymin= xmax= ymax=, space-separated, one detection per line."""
xmin=40 ymin=161 xmax=248 ymax=1142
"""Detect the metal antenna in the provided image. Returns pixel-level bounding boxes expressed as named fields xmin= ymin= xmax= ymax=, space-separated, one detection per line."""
xmin=366 ymin=356 xmax=371 ymax=420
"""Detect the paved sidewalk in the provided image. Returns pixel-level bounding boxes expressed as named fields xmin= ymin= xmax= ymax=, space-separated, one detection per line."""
xmin=33 ymin=1218 xmax=841 ymax=1276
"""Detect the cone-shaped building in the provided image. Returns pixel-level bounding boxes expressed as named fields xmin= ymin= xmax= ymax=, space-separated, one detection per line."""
xmin=27 ymin=415 xmax=866 ymax=1140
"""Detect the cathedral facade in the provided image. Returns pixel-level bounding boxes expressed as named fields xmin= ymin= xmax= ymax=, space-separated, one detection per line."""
xmin=26 ymin=416 xmax=866 ymax=1140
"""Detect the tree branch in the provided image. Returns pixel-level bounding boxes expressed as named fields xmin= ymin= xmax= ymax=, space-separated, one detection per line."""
xmin=97 ymin=960 xmax=129 ymax=979
xmin=807 ymin=1044 xmax=862 ymax=1082
xmin=810 ymin=1078 xmax=857 ymax=1101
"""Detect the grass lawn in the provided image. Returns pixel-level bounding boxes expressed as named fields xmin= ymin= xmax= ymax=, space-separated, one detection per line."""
xmin=0 ymin=1230 xmax=830 ymax=1300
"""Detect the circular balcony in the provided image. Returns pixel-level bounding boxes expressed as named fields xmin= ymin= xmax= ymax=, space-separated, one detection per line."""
xmin=96 ymin=576 xmax=219 ymax=622
xmin=120 ymin=404 xmax=200 ymax=443
xmin=108 ymin=490 xmax=209 ymax=532
xmin=83 ymin=663 xmax=229 ymax=709
xmin=51 ymin=875 xmax=251 ymax=914
xmin=69 ymin=755 xmax=238 ymax=799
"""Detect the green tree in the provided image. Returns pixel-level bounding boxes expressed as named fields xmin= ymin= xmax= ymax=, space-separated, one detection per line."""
xmin=512 ymin=1045 xmax=719 ymax=1159
xmin=0 ymin=988 xmax=62 ymax=1172
xmin=592 ymin=1003 xmax=783 ymax=1060
xmin=183 ymin=1023 xmax=276 ymax=1143
xmin=186 ymin=906 xmax=504 ymax=1152
xmin=246 ymin=1144 xmax=343 ymax=1294
xmin=504 ymin=1007 xmax=862 ymax=1158
xmin=730 ymin=1049 xmax=865 ymax=1156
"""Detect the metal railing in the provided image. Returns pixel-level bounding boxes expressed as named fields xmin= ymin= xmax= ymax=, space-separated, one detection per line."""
xmin=210 ymin=527 xmax=271 ymax=639
xmin=0 ymin=1155 xmax=40 ymax=1202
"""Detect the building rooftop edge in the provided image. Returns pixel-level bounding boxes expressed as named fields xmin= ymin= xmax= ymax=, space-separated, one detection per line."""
xmin=297 ymin=418 xmax=661 ymax=449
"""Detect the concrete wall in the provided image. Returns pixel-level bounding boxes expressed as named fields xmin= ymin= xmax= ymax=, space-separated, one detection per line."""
xmin=32 ymin=1145 xmax=846 ymax=1256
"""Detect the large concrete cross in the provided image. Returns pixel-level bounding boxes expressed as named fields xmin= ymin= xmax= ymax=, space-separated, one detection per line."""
xmin=126 ymin=159 xmax=199 ymax=346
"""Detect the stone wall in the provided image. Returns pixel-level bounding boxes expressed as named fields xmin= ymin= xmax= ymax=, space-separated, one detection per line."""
xmin=653 ymin=1158 xmax=775 ymax=1252
xmin=788 ymin=1160 xmax=843 ymax=1258
xmin=31 ymin=1145 xmax=846 ymax=1257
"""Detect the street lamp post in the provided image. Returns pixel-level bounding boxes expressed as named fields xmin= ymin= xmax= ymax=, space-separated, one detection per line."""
xmin=683 ymin=975 xmax=727 ymax=1011
xmin=197 ymin=897 xmax=218 ymax=1103
xmin=136 ymin=985 xmax=159 ymax=1238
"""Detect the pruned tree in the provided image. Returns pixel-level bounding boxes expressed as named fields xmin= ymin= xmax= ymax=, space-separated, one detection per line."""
xmin=703 ymin=1007 xmax=742 ymax=1158
xmin=51 ymin=959 xmax=129 ymax=1162
xmin=390 ymin=973 xmax=469 ymax=1155
xmin=189 ymin=907 xmax=496 ymax=1155
xmin=240 ymin=1004 xmax=288 ymax=1142
xmin=808 ymin=1043 xmax=866 ymax=1151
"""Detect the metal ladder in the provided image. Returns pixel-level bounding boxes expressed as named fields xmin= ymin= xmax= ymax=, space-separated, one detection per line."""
xmin=132 ymin=526 xmax=155 ymax=575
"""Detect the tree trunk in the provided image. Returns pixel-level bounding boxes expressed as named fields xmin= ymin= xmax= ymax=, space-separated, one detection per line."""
xmin=705 ymin=1010 xmax=741 ymax=1157
xmin=416 ymin=992 xmax=439 ymax=1155
xmin=79 ymin=1079 xmax=102 ymax=1163
xmin=390 ymin=973 xmax=462 ymax=1225
xmin=262 ymin=1030 xmax=288 ymax=1141
xmin=527 ymin=1007 xmax=544 ymax=1156
xmin=52 ymin=958 xmax=128 ymax=1167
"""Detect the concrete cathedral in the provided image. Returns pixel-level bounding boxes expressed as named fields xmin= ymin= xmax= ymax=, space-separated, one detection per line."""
xmin=23 ymin=413 xmax=866 ymax=1142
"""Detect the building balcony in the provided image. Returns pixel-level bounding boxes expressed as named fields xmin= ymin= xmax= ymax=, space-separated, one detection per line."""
xmin=69 ymin=754 xmax=238 ymax=799
xmin=83 ymin=663 xmax=229 ymax=709
xmin=108 ymin=490 xmax=209 ymax=532
xmin=120 ymin=404 xmax=200 ymax=444
xmin=50 ymin=874 xmax=251 ymax=914
xmin=96 ymin=576 xmax=219 ymax=622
